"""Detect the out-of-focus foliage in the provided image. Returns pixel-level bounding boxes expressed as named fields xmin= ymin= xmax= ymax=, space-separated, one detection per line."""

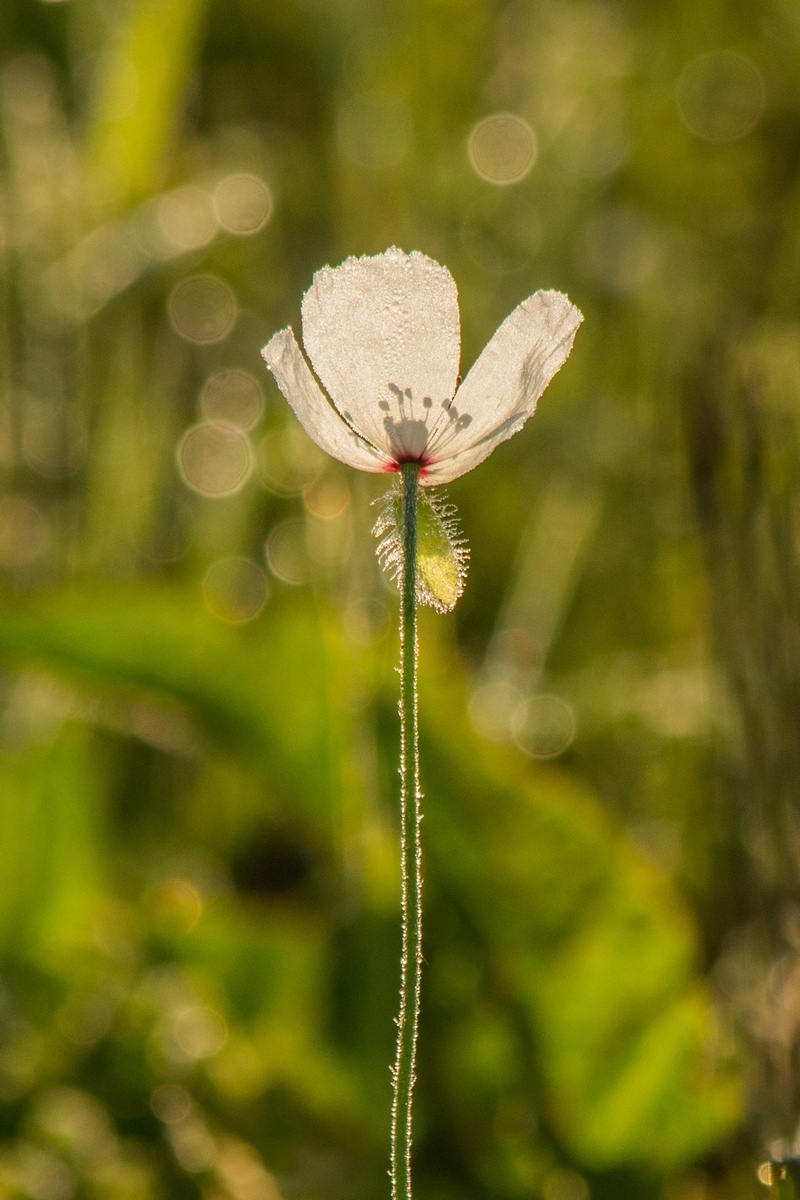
xmin=0 ymin=0 xmax=797 ymax=1198
xmin=0 ymin=587 xmax=740 ymax=1200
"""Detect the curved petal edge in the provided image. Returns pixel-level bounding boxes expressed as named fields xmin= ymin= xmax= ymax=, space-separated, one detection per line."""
xmin=262 ymin=329 xmax=390 ymax=474
xmin=423 ymin=290 xmax=582 ymax=485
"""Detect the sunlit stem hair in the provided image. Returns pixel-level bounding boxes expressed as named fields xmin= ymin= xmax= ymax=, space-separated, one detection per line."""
xmin=390 ymin=461 xmax=422 ymax=1200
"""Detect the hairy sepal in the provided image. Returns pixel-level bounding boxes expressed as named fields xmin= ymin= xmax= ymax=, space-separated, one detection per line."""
xmin=374 ymin=482 xmax=469 ymax=613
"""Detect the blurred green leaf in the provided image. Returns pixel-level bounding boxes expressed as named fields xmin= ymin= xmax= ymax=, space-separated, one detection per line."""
xmin=415 ymin=645 xmax=741 ymax=1174
xmin=0 ymin=585 xmax=741 ymax=1183
xmin=0 ymin=585 xmax=331 ymax=797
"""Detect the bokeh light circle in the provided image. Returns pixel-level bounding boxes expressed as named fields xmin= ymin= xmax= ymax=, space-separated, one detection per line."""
xmin=171 ymin=1005 xmax=228 ymax=1061
xmin=177 ymin=423 xmax=252 ymax=496
xmin=302 ymin=475 xmax=350 ymax=519
xmin=512 ymin=694 xmax=576 ymax=759
xmin=151 ymin=1084 xmax=191 ymax=1125
xmin=265 ymin=520 xmax=309 ymax=586
xmin=201 ymin=369 xmax=264 ymax=432
xmin=0 ymin=494 xmax=51 ymax=568
xmin=676 ymin=50 xmax=765 ymax=143
xmin=0 ymin=54 xmax=59 ymax=126
xmin=468 ymin=681 xmax=523 ymax=743
xmin=158 ymin=187 xmax=217 ymax=252
xmin=213 ymin=173 xmax=273 ymax=235
xmin=542 ymin=1169 xmax=590 ymax=1200
xmin=168 ymin=275 xmax=237 ymax=344
xmin=468 ymin=114 xmax=537 ymax=185
xmin=203 ymin=556 xmax=269 ymax=623
xmin=257 ymin=428 xmax=324 ymax=496
xmin=342 ymin=598 xmax=389 ymax=646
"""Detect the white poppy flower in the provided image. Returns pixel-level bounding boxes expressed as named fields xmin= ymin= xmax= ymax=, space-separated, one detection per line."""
xmin=261 ymin=246 xmax=582 ymax=486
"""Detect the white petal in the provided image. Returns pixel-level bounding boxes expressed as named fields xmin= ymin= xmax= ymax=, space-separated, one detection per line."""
xmin=301 ymin=248 xmax=460 ymax=460
xmin=422 ymin=290 xmax=582 ymax=485
xmin=261 ymin=329 xmax=390 ymax=473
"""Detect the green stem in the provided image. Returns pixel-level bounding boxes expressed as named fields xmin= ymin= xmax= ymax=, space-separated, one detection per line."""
xmin=391 ymin=462 xmax=421 ymax=1200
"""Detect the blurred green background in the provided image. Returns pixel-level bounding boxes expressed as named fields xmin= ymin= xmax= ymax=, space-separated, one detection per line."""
xmin=0 ymin=1 xmax=798 ymax=1199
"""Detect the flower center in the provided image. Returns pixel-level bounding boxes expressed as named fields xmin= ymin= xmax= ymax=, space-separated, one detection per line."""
xmin=383 ymin=417 xmax=429 ymax=463
xmin=379 ymin=382 xmax=472 ymax=466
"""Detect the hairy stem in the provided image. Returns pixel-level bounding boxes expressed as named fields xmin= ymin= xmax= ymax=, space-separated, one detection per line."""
xmin=390 ymin=462 xmax=421 ymax=1200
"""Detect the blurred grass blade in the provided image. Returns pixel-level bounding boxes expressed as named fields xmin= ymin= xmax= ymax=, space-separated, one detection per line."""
xmin=0 ymin=724 xmax=104 ymax=958
xmin=82 ymin=0 xmax=209 ymax=209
